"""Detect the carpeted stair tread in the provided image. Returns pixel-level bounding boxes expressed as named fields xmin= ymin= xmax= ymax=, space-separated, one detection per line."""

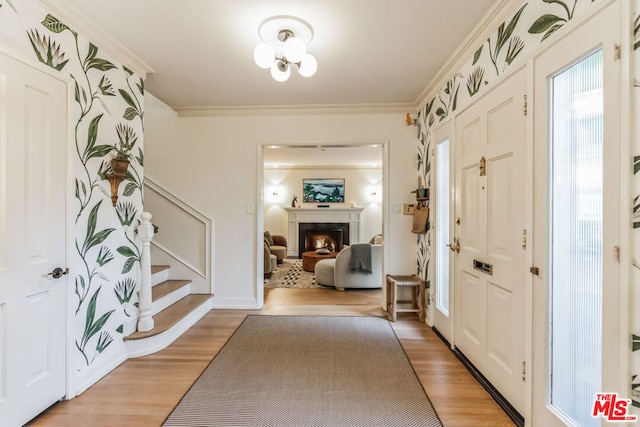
xmin=151 ymin=265 xmax=170 ymax=274
xmin=152 ymin=280 xmax=191 ymax=301
xmin=125 ymin=294 xmax=212 ymax=341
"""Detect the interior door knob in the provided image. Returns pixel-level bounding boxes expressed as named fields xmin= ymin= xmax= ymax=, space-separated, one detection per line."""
xmin=47 ymin=267 xmax=68 ymax=279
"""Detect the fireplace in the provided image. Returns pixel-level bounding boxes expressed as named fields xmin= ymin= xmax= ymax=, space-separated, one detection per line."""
xmin=284 ymin=207 xmax=363 ymax=258
xmin=298 ymin=223 xmax=349 ymax=258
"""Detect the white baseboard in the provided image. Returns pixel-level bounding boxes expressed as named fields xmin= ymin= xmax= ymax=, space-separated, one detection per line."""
xmin=74 ymin=344 xmax=128 ymax=396
xmin=211 ymin=296 xmax=259 ymax=309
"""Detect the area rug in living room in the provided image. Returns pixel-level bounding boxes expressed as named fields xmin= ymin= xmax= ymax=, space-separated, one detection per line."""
xmin=163 ymin=315 xmax=442 ymax=427
xmin=264 ymin=258 xmax=325 ymax=289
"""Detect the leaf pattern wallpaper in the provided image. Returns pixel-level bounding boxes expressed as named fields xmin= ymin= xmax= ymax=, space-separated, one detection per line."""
xmin=0 ymin=0 xmax=144 ymax=381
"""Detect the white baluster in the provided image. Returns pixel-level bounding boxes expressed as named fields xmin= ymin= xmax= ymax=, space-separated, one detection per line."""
xmin=137 ymin=212 xmax=154 ymax=332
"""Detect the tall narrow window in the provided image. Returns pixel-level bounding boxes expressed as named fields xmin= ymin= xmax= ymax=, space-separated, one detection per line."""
xmin=549 ymin=50 xmax=603 ymax=427
xmin=435 ymin=137 xmax=450 ymax=316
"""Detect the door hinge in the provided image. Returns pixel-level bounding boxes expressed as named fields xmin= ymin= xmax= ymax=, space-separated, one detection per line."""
xmin=613 ymin=245 xmax=620 ymax=263
xmin=614 ymin=43 xmax=621 ymax=61
xmin=522 ymin=229 xmax=527 ymax=250
xmin=530 ymin=266 xmax=539 ymax=276
xmin=522 ymin=361 xmax=526 ymax=382
xmin=523 ymin=94 xmax=528 ymax=116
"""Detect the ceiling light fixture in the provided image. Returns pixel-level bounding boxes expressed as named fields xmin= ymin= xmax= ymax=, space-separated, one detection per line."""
xmin=254 ymin=15 xmax=317 ymax=82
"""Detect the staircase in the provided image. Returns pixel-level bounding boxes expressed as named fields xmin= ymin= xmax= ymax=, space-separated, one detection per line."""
xmin=124 ymin=264 xmax=213 ymax=358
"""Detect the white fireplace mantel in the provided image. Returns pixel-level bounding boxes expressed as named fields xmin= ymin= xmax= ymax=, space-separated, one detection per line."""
xmin=283 ymin=207 xmax=364 ymax=258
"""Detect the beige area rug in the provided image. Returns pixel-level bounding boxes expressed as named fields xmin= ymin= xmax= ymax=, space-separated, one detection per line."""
xmin=264 ymin=259 xmax=326 ymax=289
xmin=163 ymin=316 xmax=442 ymax=427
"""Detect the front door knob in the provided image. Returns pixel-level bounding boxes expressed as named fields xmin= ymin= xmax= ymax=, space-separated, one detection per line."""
xmin=446 ymin=238 xmax=460 ymax=253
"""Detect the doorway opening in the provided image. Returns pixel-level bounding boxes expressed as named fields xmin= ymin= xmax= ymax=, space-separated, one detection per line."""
xmin=258 ymin=143 xmax=387 ymax=307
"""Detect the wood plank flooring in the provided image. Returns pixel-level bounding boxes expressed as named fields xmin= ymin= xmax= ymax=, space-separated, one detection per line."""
xmin=29 ymin=288 xmax=515 ymax=427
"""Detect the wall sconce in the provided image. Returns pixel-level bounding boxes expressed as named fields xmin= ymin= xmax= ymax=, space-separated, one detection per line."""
xmin=405 ymin=113 xmax=418 ymax=126
xmin=368 ymin=185 xmax=381 ymax=202
xmin=268 ymin=186 xmax=282 ymax=204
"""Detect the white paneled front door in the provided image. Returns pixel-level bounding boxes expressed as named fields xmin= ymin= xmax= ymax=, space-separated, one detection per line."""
xmin=0 ymin=51 xmax=68 ymax=426
xmin=453 ymin=67 xmax=527 ymax=413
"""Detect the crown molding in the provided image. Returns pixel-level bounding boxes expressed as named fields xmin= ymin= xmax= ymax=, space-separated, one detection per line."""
xmin=176 ymin=102 xmax=415 ymax=117
xmin=413 ymin=0 xmax=523 ymax=109
xmin=36 ymin=0 xmax=155 ymax=78
xmin=264 ymin=165 xmax=382 ymax=171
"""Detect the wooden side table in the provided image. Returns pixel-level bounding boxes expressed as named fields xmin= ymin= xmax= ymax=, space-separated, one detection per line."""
xmin=301 ymin=251 xmax=338 ymax=272
xmin=386 ymin=275 xmax=425 ymax=322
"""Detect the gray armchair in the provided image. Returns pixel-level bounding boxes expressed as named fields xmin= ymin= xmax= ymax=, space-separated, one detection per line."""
xmin=315 ymin=244 xmax=383 ymax=291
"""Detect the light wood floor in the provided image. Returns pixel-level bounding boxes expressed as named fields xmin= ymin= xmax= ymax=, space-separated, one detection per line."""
xmin=30 ymin=288 xmax=515 ymax=427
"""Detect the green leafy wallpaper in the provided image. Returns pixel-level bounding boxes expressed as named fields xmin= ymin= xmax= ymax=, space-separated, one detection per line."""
xmin=0 ymin=0 xmax=144 ymax=377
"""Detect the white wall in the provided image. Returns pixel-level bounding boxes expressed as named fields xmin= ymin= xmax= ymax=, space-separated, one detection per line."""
xmin=145 ymin=93 xmax=418 ymax=308
xmin=264 ymin=167 xmax=383 ymax=244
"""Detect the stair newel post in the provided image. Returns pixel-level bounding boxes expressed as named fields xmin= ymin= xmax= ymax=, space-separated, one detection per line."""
xmin=137 ymin=212 xmax=155 ymax=332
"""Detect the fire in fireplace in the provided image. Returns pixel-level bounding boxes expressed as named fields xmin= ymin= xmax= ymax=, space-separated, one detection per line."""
xmin=305 ymin=229 xmax=343 ymax=252
xmin=298 ymin=222 xmax=349 ymax=258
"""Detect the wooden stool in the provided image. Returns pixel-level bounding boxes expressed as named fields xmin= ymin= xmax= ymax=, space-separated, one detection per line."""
xmin=386 ymin=275 xmax=425 ymax=322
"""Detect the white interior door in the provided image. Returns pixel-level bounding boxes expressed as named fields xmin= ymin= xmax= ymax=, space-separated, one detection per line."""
xmin=531 ymin=3 xmax=620 ymax=426
xmin=432 ymin=119 xmax=455 ymax=344
xmin=453 ymin=67 xmax=527 ymax=413
xmin=0 ymin=51 xmax=68 ymax=426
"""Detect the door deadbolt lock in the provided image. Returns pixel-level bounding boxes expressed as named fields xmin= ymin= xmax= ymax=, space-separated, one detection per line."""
xmin=447 ymin=238 xmax=460 ymax=253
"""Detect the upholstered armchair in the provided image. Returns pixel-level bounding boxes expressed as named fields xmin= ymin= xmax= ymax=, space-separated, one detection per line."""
xmin=264 ymin=231 xmax=287 ymax=264
xmin=264 ymin=240 xmax=277 ymax=279
xmin=315 ymin=244 xmax=383 ymax=291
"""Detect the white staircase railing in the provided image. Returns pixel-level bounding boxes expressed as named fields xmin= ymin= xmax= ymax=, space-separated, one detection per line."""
xmin=137 ymin=212 xmax=155 ymax=332
xmin=143 ymin=176 xmax=214 ymax=294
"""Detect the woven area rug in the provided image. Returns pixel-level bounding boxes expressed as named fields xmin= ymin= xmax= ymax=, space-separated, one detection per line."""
xmin=163 ymin=316 xmax=442 ymax=427
xmin=264 ymin=259 xmax=325 ymax=289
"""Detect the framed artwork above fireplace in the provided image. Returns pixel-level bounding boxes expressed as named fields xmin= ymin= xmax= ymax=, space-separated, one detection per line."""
xmin=302 ymin=178 xmax=345 ymax=203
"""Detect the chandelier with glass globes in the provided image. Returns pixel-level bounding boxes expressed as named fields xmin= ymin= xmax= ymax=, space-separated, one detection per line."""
xmin=253 ymin=16 xmax=318 ymax=82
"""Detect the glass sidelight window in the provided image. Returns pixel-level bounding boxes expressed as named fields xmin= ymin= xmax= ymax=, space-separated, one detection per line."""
xmin=435 ymin=137 xmax=450 ymax=316
xmin=549 ymin=50 xmax=603 ymax=427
